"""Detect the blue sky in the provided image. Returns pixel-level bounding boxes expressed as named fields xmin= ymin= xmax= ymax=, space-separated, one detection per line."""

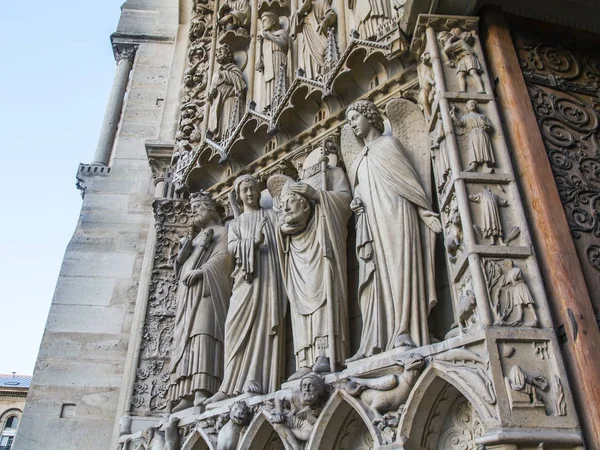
xmin=0 ymin=1 xmax=125 ymax=375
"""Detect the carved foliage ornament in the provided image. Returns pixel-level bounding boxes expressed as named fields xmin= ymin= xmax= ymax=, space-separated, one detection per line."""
xmin=131 ymin=199 xmax=192 ymax=413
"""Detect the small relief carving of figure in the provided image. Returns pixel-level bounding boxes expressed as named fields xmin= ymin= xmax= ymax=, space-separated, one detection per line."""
xmin=438 ymin=28 xmax=485 ymax=94
xmin=292 ymin=0 xmax=337 ymax=79
xmin=431 ymin=113 xmax=451 ymax=192
xmin=417 ymin=51 xmax=436 ymax=117
xmin=267 ymin=157 xmax=352 ymax=380
xmin=169 ymin=192 xmax=234 ymax=412
xmin=469 ymin=186 xmax=510 ymax=246
xmin=266 ymin=373 xmax=328 ymax=449
xmin=217 ymin=0 xmax=251 ymax=33
xmin=501 ymin=260 xmax=538 ymax=327
xmin=184 ymin=61 xmax=209 ymax=103
xmin=256 ymin=12 xmax=290 ymax=113
xmin=208 ymin=44 xmax=247 ymax=141
xmin=204 ymin=175 xmax=287 ymax=405
xmin=451 ymin=100 xmax=495 ymax=173
xmin=348 ymin=0 xmax=392 ymax=41
xmin=443 ymin=195 xmax=462 ymax=263
xmin=342 ymin=100 xmax=442 ymax=359
xmin=345 ymin=353 xmax=426 ymax=423
xmin=483 ymin=258 xmax=537 ymax=326
xmin=217 ymin=401 xmax=253 ymax=450
xmin=506 ymin=365 xmax=548 ymax=410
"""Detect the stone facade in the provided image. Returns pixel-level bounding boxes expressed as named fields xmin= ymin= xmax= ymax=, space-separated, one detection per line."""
xmin=0 ymin=375 xmax=29 ymax=450
xmin=14 ymin=0 xmax=600 ymax=449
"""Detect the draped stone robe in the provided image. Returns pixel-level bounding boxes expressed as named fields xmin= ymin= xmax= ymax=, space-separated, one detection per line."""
xmin=295 ymin=0 xmax=336 ymax=79
xmin=262 ymin=29 xmax=289 ymax=110
xmin=219 ymin=208 xmax=286 ymax=396
xmin=277 ymin=167 xmax=351 ymax=370
xmin=350 ymin=136 xmax=437 ymax=354
xmin=170 ymin=226 xmax=233 ymax=400
xmin=351 ymin=0 xmax=392 ymax=40
xmin=208 ymin=62 xmax=246 ymax=140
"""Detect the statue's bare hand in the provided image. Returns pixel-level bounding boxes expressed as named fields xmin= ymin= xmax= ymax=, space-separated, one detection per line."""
xmin=182 ymin=269 xmax=203 ymax=286
xmin=360 ymin=241 xmax=373 ymax=261
xmin=420 ymin=210 xmax=442 ymax=233
xmin=255 ymin=218 xmax=268 ymax=246
xmin=351 ymin=197 xmax=364 ymax=215
xmin=291 ymin=182 xmax=318 ymax=201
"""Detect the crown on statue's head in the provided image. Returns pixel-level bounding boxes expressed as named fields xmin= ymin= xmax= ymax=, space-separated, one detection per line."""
xmin=189 ymin=191 xmax=217 ymax=209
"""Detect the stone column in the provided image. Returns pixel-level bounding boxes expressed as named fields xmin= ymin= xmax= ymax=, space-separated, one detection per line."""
xmin=92 ymin=44 xmax=137 ymax=165
xmin=480 ymin=7 xmax=600 ymax=448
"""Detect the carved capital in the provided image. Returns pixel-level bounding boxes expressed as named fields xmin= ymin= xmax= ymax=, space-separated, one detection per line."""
xmin=113 ymin=44 xmax=138 ymax=64
xmin=146 ymin=141 xmax=175 ymax=186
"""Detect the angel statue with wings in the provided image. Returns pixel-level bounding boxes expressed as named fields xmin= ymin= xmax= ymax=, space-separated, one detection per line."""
xmin=342 ymin=100 xmax=442 ymax=361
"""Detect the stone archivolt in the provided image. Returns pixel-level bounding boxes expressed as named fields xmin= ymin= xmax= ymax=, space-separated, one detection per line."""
xmin=120 ymin=5 xmax=582 ymax=450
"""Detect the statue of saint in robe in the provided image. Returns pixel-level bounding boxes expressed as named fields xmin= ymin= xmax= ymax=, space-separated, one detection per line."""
xmin=267 ymin=153 xmax=351 ymax=380
xmin=169 ymin=192 xmax=233 ymax=412
xmin=205 ymin=175 xmax=287 ymax=405
xmin=207 ymin=44 xmax=247 ymax=141
xmin=256 ymin=12 xmax=290 ymax=112
xmin=348 ymin=0 xmax=392 ymax=40
xmin=342 ymin=100 xmax=442 ymax=361
xmin=292 ymin=0 xmax=336 ymax=79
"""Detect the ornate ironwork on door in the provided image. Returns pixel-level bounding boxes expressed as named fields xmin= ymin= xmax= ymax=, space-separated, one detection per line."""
xmin=513 ymin=27 xmax=600 ymax=323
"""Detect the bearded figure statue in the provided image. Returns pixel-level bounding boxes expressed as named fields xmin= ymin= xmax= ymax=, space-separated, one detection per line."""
xmin=267 ymin=373 xmax=328 ymax=449
xmin=169 ymin=192 xmax=233 ymax=412
xmin=268 ymin=152 xmax=351 ymax=381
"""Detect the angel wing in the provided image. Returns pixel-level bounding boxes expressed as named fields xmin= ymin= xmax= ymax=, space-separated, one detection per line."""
xmin=386 ymin=98 xmax=432 ymax=200
xmin=340 ymin=124 xmax=364 ymax=187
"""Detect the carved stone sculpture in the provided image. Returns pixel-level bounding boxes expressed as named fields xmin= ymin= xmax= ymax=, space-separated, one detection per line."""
xmin=165 ymin=417 xmax=180 ymax=450
xmin=443 ymin=194 xmax=462 ymax=263
xmin=469 ymin=186 xmax=519 ymax=246
xmin=483 ymin=259 xmax=539 ymax=327
xmin=345 ymin=353 xmax=426 ymax=421
xmin=431 ymin=113 xmax=450 ymax=192
xmin=217 ymin=401 xmax=253 ymax=450
xmin=348 ymin=0 xmax=392 ymax=41
xmin=205 ymin=175 xmax=286 ymax=404
xmin=293 ymin=0 xmax=337 ymax=79
xmin=267 ymin=155 xmax=351 ymax=379
xmin=217 ymin=0 xmax=250 ymax=34
xmin=169 ymin=192 xmax=234 ymax=411
xmin=505 ymin=365 xmax=548 ymax=411
xmin=438 ymin=28 xmax=485 ymax=94
xmin=451 ymin=100 xmax=495 ymax=173
xmin=417 ymin=51 xmax=436 ymax=117
xmin=207 ymin=44 xmax=247 ymax=141
xmin=256 ymin=12 xmax=290 ymax=113
xmin=266 ymin=373 xmax=328 ymax=449
xmin=341 ymin=100 xmax=442 ymax=359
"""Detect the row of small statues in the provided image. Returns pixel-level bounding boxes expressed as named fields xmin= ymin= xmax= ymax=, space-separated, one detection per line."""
xmin=204 ymin=0 xmax=406 ymax=140
xmin=169 ymin=100 xmax=443 ymax=412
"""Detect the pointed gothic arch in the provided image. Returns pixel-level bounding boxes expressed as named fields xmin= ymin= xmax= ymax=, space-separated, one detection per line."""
xmin=180 ymin=426 xmax=216 ymax=450
xmin=398 ymin=364 xmax=496 ymax=448
xmin=238 ymin=412 xmax=288 ymax=450
xmin=306 ymin=389 xmax=381 ymax=449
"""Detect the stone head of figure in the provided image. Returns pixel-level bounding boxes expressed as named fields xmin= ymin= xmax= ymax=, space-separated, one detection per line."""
xmin=216 ymin=43 xmax=234 ymax=65
xmin=346 ymin=100 xmax=385 ymax=140
xmin=229 ymin=401 xmax=252 ymax=426
xmin=190 ymin=191 xmax=221 ymax=229
xmin=502 ymin=259 xmax=514 ymax=270
xmin=466 ymin=100 xmax=479 ymax=112
xmin=280 ymin=184 xmax=313 ymax=231
xmin=437 ymin=31 xmax=450 ymax=45
xmin=261 ymin=12 xmax=279 ymax=31
xmin=234 ymin=174 xmax=261 ymax=211
xmin=420 ymin=50 xmax=432 ymax=65
xmin=300 ymin=373 xmax=325 ymax=406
